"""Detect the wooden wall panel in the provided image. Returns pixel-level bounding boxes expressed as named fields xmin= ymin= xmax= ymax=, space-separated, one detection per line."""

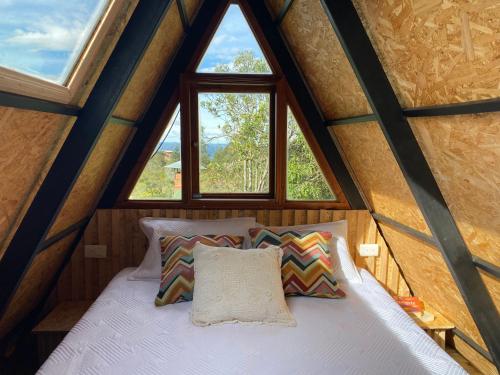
xmin=0 ymin=108 xmax=73 ymax=259
xmin=0 ymin=234 xmax=77 ymax=338
xmin=55 ymin=209 xmax=409 ymax=302
xmin=280 ymin=0 xmax=370 ymax=119
xmin=47 ymin=124 xmax=133 ymax=237
xmin=410 ymin=114 xmax=500 ymax=265
xmin=113 ymin=2 xmax=184 ymax=121
xmin=353 ymin=0 xmax=500 ymax=108
xmin=332 ymin=122 xmax=430 ymax=234
xmin=379 ymin=223 xmax=499 ymax=353
xmin=452 ymin=335 xmax=499 ymax=375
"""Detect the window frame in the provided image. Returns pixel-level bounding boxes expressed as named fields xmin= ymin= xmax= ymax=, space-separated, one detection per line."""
xmin=186 ymin=74 xmax=277 ymax=200
xmin=0 ymin=0 xmax=128 ymax=104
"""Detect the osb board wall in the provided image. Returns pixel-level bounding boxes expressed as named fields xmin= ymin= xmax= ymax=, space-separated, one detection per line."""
xmin=379 ymin=224 xmax=499 ymax=353
xmin=353 ymin=0 xmax=500 ymax=108
xmin=0 ymin=108 xmax=74 ymax=259
xmin=452 ymin=335 xmax=499 ymax=375
xmin=0 ymin=233 xmax=77 ymax=338
xmin=184 ymin=0 xmax=202 ymax=23
xmin=55 ymin=209 xmax=409 ymax=302
xmin=47 ymin=123 xmax=133 ymax=237
xmin=113 ymin=2 xmax=185 ymax=121
xmin=277 ymin=0 xmax=371 ymax=119
xmin=410 ymin=113 xmax=500 ymax=265
xmin=332 ymin=122 xmax=430 ymax=234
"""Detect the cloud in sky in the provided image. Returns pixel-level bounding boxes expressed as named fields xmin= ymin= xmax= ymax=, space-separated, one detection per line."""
xmin=197 ymin=4 xmax=270 ymax=73
xmin=0 ymin=0 xmax=107 ymax=83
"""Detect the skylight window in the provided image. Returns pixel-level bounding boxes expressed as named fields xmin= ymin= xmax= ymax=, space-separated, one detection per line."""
xmin=0 ymin=0 xmax=109 ymax=84
xmin=196 ymin=4 xmax=272 ymax=74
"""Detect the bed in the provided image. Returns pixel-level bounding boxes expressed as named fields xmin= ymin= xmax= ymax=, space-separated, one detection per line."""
xmin=38 ymin=268 xmax=465 ymax=375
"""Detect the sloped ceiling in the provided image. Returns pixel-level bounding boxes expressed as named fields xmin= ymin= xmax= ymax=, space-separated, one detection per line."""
xmin=0 ymin=1 xmax=498 ymax=370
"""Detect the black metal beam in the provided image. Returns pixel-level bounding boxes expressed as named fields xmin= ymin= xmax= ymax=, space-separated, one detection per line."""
xmin=371 ymin=213 xmax=436 ymax=246
xmin=176 ymin=0 xmax=189 ymax=31
xmin=36 ymin=217 xmax=91 ymax=254
xmin=0 ymin=90 xmax=80 ymax=116
xmin=245 ymin=1 xmax=365 ymax=209
xmin=320 ymin=0 xmax=500 ymax=369
xmin=109 ymin=116 xmax=136 ymax=127
xmin=325 ymin=113 xmax=376 ymax=126
xmin=276 ymin=0 xmax=294 ymax=25
xmin=0 ymin=0 xmax=176 ymax=318
xmin=404 ymin=98 xmax=500 ymax=117
xmin=100 ymin=0 xmax=227 ymax=208
xmin=453 ymin=328 xmax=494 ymax=363
xmin=473 ymin=256 xmax=500 ymax=279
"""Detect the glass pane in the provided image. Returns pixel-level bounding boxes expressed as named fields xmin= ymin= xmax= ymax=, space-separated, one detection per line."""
xmin=198 ymin=92 xmax=270 ymax=193
xmin=0 ymin=0 xmax=108 ymax=84
xmin=196 ymin=4 xmax=271 ymax=74
xmin=130 ymin=105 xmax=182 ymax=200
xmin=287 ymin=107 xmax=337 ymax=201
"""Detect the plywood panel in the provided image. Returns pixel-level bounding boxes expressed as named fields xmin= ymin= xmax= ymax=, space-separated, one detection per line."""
xmin=0 ymin=108 xmax=73 ymax=258
xmin=56 ymin=209 xmax=408 ymax=302
xmin=0 ymin=234 xmax=76 ymax=338
xmin=266 ymin=0 xmax=286 ymax=17
xmin=113 ymin=3 xmax=184 ymax=120
xmin=452 ymin=336 xmax=498 ymax=375
xmin=47 ymin=124 xmax=133 ymax=237
xmin=379 ymin=223 xmax=499 ymax=353
xmin=410 ymin=114 xmax=500 ymax=265
xmin=280 ymin=0 xmax=370 ymax=119
xmin=184 ymin=0 xmax=202 ymax=22
xmin=353 ymin=0 xmax=500 ymax=108
xmin=333 ymin=122 xmax=430 ymax=234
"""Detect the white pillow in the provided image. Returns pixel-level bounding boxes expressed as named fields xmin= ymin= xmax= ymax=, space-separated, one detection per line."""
xmin=191 ymin=243 xmax=296 ymax=327
xmin=128 ymin=217 xmax=257 ymax=280
xmin=255 ymin=220 xmax=362 ymax=283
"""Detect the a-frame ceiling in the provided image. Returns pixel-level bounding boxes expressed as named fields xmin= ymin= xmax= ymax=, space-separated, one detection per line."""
xmin=0 ymin=0 xmax=498 ymax=371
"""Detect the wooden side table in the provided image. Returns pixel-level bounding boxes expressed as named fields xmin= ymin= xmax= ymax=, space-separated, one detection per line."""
xmin=410 ymin=304 xmax=455 ymax=348
xmin=32 ymin=301 xmax=92 ymax=366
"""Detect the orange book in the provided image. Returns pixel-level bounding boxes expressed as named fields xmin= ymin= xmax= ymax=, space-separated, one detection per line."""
xmin=394 ymin=296 xmax=424 ymax=313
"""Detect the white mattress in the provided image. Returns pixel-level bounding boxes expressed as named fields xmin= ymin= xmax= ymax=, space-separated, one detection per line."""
xmin=38 ymin=268 xmax=465 ymax=375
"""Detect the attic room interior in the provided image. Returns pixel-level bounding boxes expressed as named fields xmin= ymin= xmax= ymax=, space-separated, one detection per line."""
xmin=0 ymin=0 xmax=498 ymax=374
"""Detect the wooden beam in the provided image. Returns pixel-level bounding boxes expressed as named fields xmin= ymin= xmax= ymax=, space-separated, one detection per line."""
xmin=100 ymin=0 xmax=227 ymax=208
xmin=0 ymin=0 xmax=176 ymax=318
xmin=36 ymin=217 xmax=91 ymax=254
xmin=0 ymin=90 xmax=80 ymax=116
xmin=244 ymin=0 xmax=365 ymax=209
xmin=320 ymin=0 xmax=500 ymax=369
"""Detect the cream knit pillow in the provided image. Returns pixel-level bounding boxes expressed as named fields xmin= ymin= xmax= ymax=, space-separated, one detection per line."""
xmin=191 ymin=243 xmax=296 ymax=327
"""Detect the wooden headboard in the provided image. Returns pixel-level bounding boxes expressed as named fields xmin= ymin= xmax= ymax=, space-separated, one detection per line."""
xmin=54 ymin=208 xmax=409 ymax=303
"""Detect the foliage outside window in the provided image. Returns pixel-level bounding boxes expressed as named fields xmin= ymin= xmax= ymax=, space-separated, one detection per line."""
xmin=198 ymin=91 xmax=270 ymax=194
xmin=286 ymin=108 xmax=336 ymax=201
xmin=130 ymin=105 xmax=182 ymax=200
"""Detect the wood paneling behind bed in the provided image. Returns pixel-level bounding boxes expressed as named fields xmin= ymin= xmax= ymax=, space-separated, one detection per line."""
xmin=54 ymin=209 xmax=409 ymax=302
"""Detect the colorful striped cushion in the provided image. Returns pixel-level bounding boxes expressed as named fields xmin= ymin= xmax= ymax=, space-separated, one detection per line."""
xmin=155 ymin=234 xmax=244 ymax=306
xmin=249 ymin=228 xmax=345 ymax=298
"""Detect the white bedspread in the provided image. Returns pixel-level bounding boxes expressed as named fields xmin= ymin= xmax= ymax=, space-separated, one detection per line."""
xmin=38 ymin=268 xmax=465 ymax=375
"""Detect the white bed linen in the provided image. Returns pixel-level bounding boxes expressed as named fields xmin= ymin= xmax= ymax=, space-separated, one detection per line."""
xmin=38 ymin=268 xmax=465 ymax=375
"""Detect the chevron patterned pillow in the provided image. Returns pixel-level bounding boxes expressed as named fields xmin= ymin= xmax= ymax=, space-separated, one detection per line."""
xmin=155 ymin=234 xmax=244 ymax=306
xmin=249 ymin=228 xmax=345 ymax=299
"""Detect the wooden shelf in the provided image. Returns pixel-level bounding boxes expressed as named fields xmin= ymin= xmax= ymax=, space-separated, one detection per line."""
xmin=409 ymin=303 xmax=455 ymax=349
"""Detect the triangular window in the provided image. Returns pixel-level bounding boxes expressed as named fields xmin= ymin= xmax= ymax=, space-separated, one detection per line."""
xmin=130 ymin=105 xmax=182 ymax=200
xmin=287 ymin=107 xmax=337 ymax=201
xmin=0 ymin=0 xmax=108 ymax=84
xmin=196 ymin=4 xmax=272 ymax=74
